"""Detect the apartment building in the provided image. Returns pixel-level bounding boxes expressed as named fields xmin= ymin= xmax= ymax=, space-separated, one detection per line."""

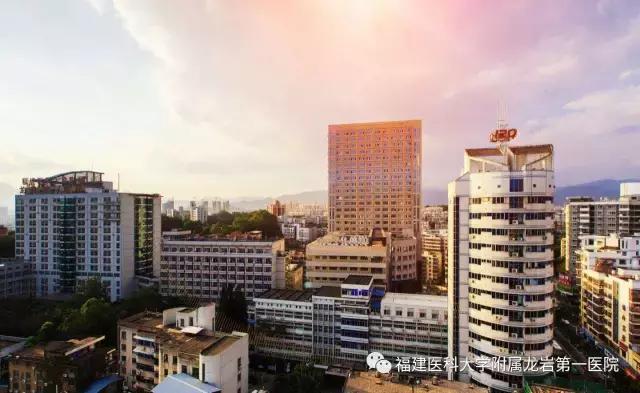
xmin=422 ymin=229 xmax=447 ymax=285
xmin=267 ymin=200 xmax=286 ymax=217
xmin=280 ymin=223 xmax=320 ymax=243
xmin=578 ymin=234 xmax=640 ymax=373
xmin=118 ymin=304 xmax=249 ymax=393
xmin=14 ymin=171 xmax=161 ymax=301
xmin=448 ymin=142 xmax=555 ymax=391
xmin=159 ymin=231 xmax=286 ymax=302
xmin=250 ymin=274 xmax=447 ymax=370
xmin=564 ymin=183 xmax=640 ymax=285
xmin=0 ymin=258 xmax=33 ymax=298
xmin=423 ymin=206 xmax=448 ymax=231
xmin=8 ymin=336 xmax=110 ymax=393
xmin=190 ymin=204 xmax=208 ymax=224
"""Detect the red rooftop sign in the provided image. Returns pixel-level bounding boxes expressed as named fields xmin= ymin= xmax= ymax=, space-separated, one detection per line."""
xmin=490 ymin=128 xmax=517 ymax=143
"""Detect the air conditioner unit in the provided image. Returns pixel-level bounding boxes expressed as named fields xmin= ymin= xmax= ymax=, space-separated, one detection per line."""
xmin=511 ymin=333 xmax=518 ymax=338
xmin=516 ymin=285 xmax=523 ymax=290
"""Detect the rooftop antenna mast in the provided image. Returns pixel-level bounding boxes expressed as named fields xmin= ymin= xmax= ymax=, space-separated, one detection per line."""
xmin=496 ymin=100 xmax=508 ymax=130
xmin=490 ymin=100 xmax=517 ymax=158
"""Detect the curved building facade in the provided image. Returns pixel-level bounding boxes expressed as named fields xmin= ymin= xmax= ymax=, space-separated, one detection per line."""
xmin=448 ymin=142 xmax=555 ymax=391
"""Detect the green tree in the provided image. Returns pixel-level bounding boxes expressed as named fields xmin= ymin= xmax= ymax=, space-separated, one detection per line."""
xmin=0 ymin=232 xmax=15 ymax=258
xmin=75 ymin=277 xmax=108 ymax=303
xmin=272 ymin=364 xmax=323 ymax=393
xmin=26 ymin=321 xmax=58 ymax=346
xmin=218 ymin=285 xmax=248 ymax=324
xmin=161 ymin=215 xmax=184 ymax=232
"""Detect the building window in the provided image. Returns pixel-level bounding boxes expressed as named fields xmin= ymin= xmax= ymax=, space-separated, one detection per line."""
xmin=510 ymin=178 xmax=524 ymax=192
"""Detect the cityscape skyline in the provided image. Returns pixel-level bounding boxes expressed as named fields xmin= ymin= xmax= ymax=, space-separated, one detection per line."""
xmin=2 ymin=0 xmax=640 ymax=205
xmin=2 ymin=2 xmax=640 ymax=392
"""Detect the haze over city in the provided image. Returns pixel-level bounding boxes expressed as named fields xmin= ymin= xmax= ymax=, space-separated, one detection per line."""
xmin=2 ymin=0 xmax=640 ymax=204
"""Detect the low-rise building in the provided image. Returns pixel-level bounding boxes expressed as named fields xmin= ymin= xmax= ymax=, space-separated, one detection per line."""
xmin=421 ymin=229 xmax=447 ymax=286
xmin=249 ymin=275 xmax=448 ymax=370
xmin=297 ymin=226 xmax=320 ymax=243
xmin=279 ymin=223 xmax=321 ymax=243
xmin=8 ymin=336 xmax=110 ymax=393
xmin=345 ymin=371 xmax=484 ymax=393
xmin=306 ymin=229 xmax=416 ymax=289
xmin=306 ymin=230 xmax=390 ymax=288
xmin=0 ymin=259 xmax=33 ymax=298
xmin=159 ymin=231 xmax=286 ymax=302
xmin=422 ymin=206 xmax=448 ymax=231
xmin=281 ymin=224 xmax=297 ymax=240
xmin=389 ymin=231 xmax=418 ymax=285
xmin=118 ymin=304 xmax=249 ymax=393
xmin=285 ymin=263 xmax=304 ymax=290
xmin=578 ymin=234 xmax=640 ymax=373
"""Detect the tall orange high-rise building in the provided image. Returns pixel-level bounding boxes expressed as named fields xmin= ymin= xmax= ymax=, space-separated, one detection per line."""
xmin=328 ymin=120 xmax=422 ymax=238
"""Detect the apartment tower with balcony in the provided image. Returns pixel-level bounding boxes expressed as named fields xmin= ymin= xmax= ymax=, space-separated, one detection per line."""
xmin=448 ymin=137 xmax=555 ymax=391
xmin=328 ymin=120 xmax=422 ymax=285
xmin=578 ymin=234 xmax=640 ymax=374
xmin=564 ymin=183 xmax=640 ymax=287
xmin=15 ymin=171 xmax=161 ymax=301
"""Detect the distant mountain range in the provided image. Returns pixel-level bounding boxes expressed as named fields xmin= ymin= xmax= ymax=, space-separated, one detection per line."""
xmin=1 ymin=178 xmax=637 ymax=213
xmin=554 ymin=178 xmax=640 ymax=203
xmin=228 ymin=178 xmax=640 ymax=211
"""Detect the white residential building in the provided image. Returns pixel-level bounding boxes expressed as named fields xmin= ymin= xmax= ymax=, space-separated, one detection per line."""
xmin=119 ymin=304 xmax=249 ymax=393
xmin=564 ymin=183 xmax=640 ymax=286
xmin=190 ymin=204 xmax=208 ymax=224
xmin=15 ymin=171 xmax=161 ymax=302
xmin=448 ymin=142 xmax=555 ymax=391
xmin=578 ymin=234 xmax=640 ymax=374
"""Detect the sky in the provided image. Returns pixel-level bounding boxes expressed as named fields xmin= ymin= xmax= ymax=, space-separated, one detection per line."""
xmin=1 ymin=0 xmax=640 ymax=205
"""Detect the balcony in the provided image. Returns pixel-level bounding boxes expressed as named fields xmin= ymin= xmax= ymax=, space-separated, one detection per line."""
xmin=469 ymin=292 xmax=552 ymax=311
xmin=468 ymin=367 xmax=514 ymax=392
